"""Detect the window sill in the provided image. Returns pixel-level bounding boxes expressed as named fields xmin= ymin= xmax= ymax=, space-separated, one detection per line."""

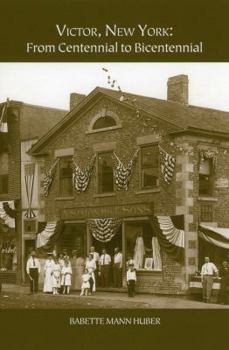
xmin=86 ymin=125 xmax=122 ymax=135
xmin=136 ymin=269 xmax=162 ymax=275
xmin=93 ymin=193 xmax=116 ymax=198
xmin=55 ymin=196 xmax=75 ymax=201
xmin=135 ymin=188 xmax=160 ymax=195
xmin=198 ymin=197 xmax=218 ymax=202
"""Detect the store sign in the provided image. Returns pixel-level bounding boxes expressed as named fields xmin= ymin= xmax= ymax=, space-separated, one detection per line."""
xmin=215 ymin=178 xmax=229 ymax=188
xmin=61 ymin=203 xmax=154 ymax=220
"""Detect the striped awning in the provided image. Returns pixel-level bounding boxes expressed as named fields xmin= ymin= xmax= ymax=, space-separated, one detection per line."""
xmin=150 ymin=215 xmax=185 ymax=262
xmin=36 ymin=221 xmax=64 ymax=251
xmin=198 ymin=224 xmax=229 ymax=249
xmin=0 ymin=201 xmax=16 ymax=228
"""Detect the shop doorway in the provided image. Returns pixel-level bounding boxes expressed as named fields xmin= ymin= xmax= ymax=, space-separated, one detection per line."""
xmin=198 ymin=237 xmax=228 ymax=270
xmin=58 ymin=223 xmax=86 ymax=257
xmin=91 ymin=227 xmax=122 ymax=288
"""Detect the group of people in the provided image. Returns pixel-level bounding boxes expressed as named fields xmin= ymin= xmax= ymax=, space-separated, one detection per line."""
xmin=26 ymin=246 xmax=138 ymax=298
xmin=26 ymin=250 xmax=73 ymax=295
xmin=200 ymin=257 xmax=229 ymax=304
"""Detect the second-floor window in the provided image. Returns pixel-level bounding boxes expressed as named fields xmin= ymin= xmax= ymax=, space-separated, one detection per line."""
xmin=59 ymin=157 xmax=73 ymax=197
xmin=141 ymin=145 xmax=159 ymax=189
xmin=98 ymin=152 xmax=114 ymax=193
xmin=0 ymin=153 xmax=9 ymax=195
xmin=199 ymin=158 xmax=214 ymax=196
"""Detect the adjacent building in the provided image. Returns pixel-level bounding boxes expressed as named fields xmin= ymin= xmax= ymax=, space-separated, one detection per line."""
xmin=0 ymin=100 xmax=66 ymax=283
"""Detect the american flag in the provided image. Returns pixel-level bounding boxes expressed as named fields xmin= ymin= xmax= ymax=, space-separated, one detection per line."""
xmin=159 ymin=147 xmax=176 ymax=184
xmin=43 ymin=158 xmax=59 ymax=197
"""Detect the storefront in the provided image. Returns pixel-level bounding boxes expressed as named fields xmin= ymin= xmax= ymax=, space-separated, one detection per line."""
xmin=0 ymin=201 xmax=17 ymax=283
xmin=189 ymin=225 xmax=229 ymax=300
xmin=33 ymin=201 xmax=185 ymax=293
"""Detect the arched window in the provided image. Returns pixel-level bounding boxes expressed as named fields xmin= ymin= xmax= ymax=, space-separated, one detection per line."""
xmin=92 ymin=116 xmax=116 ymax=130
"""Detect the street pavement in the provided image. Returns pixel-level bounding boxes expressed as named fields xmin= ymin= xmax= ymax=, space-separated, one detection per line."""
xmin=0 ymin=284 xmax=229 ymax=309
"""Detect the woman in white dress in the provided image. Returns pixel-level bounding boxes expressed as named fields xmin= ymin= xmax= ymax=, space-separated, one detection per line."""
xmin=61 ymin=260 xmax=72 ymax=294
xmin=43 ymin=255 xmax=55 ymax=293
xmin=52 ymin=258 xmax=61 ymax=295
xmin=71 ymin=251 xmax=85 ymax=290
xmin=85 ymin=254 xmax=96 ymax=294
xmin=133 ymin=233 xmax=145 ymax=269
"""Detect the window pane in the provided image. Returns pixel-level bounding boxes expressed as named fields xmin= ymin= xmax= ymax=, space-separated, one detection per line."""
xmin=59 ymin=158 xmax=73 ymax=196
xmin=141 ymin=145 xmax=159 ymax=188
xmin=24 ymin=220 xmax=36 ymax=233
xmin=199 ymin=159 xmax=211 ymax=175
xmin=0 ymin=174 xmax=8 ymax=194
xmin=142 ymin=169 xmax=158 ymax=187
xmin=0 ymin=153 xmax=9 ymax=174
xmin=98 ymin=152 xmax=114 ymax=193
xmin=93 ymin=116 xmax=116 ymax=130
xmin=125 ymin=222 xmax=162 ymax=271
xmin=199 ymin=174 xmax=212 ymax=195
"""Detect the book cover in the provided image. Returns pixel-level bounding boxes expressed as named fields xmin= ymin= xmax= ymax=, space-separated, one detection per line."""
xmin=0 ymin=1 xmax=228 ymax=349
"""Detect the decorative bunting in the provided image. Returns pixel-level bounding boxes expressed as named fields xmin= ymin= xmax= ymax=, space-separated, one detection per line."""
xmin=150 ymin=215 xmax=185 ymax=262
xmin=198 ymin=224 xmax=229 ymax=249
xmin=0 ymin=98 xmax=9 ymax=133
xmin=73 ymin=155 xmax=95 ymax=192
xmin=159 ymin=145 xmax=176 ymax=184
xmin=199 ymin=150 xmax=217 ymax=170
xmin=88 ymin=218 xmax=122 ymax=242
xmin=101 ymin=67 xmax=140 ymax=117
xmin=24 ymin=163 xmax=36 ymax=218
xmin=0 ymin=201 xmax=16 ymax=228
xmin=113 ymin=149 xmax=139 ymax=190
xmin=36 ymin=221 xmax=64 ymax=251
xmin=43 ymin=158 xmax=59 ymax=197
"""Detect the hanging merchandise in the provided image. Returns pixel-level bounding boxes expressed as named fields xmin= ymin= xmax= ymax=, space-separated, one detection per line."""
xmin=113 ymin=149 xmax=139 ymax=190
xmin=73 ymin=155 xmax=95 ymax=192
xmin=24 ymin=163 xmax=36 ymax=218
xmin=159 ymin=145 xmax=176 ymax=184
xmin=88 ymin=218 xmax=122 ymax=242
xmin=0 ymin=201 xmax=16 ymax=228
xmin=133 ymin=233 xmax=145 ymax=269
xmin=152 ymin=236 xmax=162 ymax=270
xmin=199 ymin=150 xmax=217 ymax=170
xmin=36 ymin=221 xmax=64 ymax=251
xmin=43 ymin=158 xmax=59 ymax=197
xmin=150 ymin=215 xmax=185 ymax=263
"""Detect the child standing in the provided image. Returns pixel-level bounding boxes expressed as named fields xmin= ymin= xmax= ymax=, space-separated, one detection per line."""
xmin=80 ymin=268 xmax=90 ymax=296
xmin=127 ymin=263 xmax=137 ymax=297
xmin=61 ymin=260 xmax=72 ymax=294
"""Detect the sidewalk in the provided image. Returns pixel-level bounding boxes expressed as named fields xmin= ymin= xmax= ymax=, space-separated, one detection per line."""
xmin=1 ymin=284 xmax=229 ymax=309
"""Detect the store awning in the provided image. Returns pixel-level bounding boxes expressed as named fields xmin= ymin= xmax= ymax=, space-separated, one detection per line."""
xmin=0 ymin=201 xmax=16 ymax=228
xmin=198 ymin=224 xmax=229 ymax=249
xmin=36 ymin=221 xmax=64 ymax=251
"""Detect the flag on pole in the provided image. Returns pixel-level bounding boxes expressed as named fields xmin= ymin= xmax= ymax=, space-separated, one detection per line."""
xmin=0 ymin=98 xmax=9 ymax=133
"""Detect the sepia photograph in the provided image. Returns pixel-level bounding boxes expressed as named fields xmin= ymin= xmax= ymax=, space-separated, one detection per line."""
xmin=1 ymin=63 xmax=229 ymax=309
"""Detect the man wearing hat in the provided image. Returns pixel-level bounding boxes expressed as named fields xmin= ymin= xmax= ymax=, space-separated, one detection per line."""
xmin=126 ymin=262 xmax=137 ymax=297
xmin=26 ymin=250 xmax=41 ymax=293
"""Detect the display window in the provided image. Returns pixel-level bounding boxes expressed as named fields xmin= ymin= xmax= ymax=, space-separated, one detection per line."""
xmin=125 ymin=221 xmax=162 ymax=271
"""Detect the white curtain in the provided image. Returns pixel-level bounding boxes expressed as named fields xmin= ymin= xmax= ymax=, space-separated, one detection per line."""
xmin=152 ymin=237 xmax=162 ymax=270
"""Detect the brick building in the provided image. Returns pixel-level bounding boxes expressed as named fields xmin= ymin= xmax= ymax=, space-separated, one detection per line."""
xmin=0 ymin=100 xmax=66 ymax=283
xmin=27 ymin=74 xmax=229 ymax=295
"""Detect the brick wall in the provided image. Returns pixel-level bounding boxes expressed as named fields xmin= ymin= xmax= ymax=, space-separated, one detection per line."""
xmin=38 ymin=97 xmax=187 ymax=294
